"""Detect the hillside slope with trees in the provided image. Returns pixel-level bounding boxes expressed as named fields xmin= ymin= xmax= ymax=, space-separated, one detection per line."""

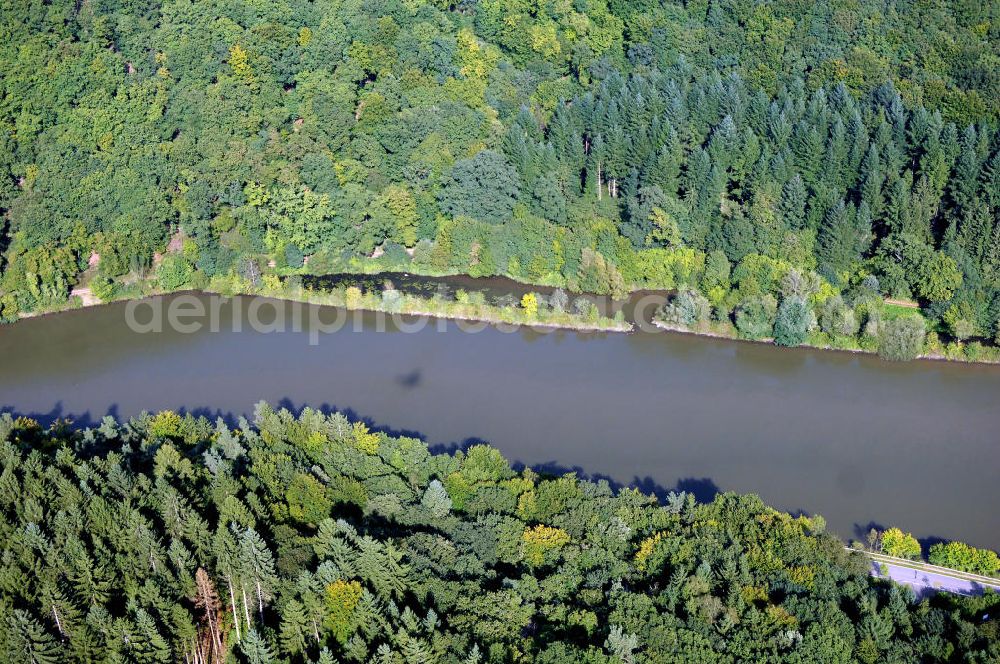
xmin=2 ymin=0 xmax=1000 ymax=358
xmin=0 ymin=405 xmax=997 ymax=662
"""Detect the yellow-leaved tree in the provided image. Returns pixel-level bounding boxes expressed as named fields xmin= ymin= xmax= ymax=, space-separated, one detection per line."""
xmin=324 ymin=580 xmax=363 ymax=643
xmin=522 ymin=524 xmax=570 ymax=566
xmin=521 ymin=292 xmax=539 ymax=319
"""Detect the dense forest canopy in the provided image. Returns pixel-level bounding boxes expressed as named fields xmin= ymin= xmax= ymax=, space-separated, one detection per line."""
xmin=0 ymin=406 xmax=997 ymax=662
xmin=1 ymin=0 xmax=1000 ymax=354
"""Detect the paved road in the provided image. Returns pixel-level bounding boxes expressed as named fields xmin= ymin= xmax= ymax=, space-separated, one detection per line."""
xmin=855 ymin=550 xmax=1000 ymax=597
xmin=871 ymin=561 xmax=1000 ymax=596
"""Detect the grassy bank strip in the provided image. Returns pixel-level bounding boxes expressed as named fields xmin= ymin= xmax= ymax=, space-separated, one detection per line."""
xmin=11 ymin=287 xmax=632 ymax=335
xmin=8 ymin=269 xmax=631 ymax=333
xmin=217 ymin=281 xmax=634 ymax=333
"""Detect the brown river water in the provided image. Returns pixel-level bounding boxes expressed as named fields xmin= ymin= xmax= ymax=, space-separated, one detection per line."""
xmin=0 ymin=281 xmax=998 ymax=549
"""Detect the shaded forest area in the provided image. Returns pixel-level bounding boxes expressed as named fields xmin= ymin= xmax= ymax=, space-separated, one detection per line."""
xmin=1 ymin=0 xmax=1000 ymax=357
xmin=0 ymin=406 xmax=998 ymax=662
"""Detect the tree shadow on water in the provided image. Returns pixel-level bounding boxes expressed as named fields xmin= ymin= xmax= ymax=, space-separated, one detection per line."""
xmin=0 ymin=401 xmax=122 ymax=429
xmin=1 ymin=400 xmax=727 ymax=505
xmin=267 ymin=399 xmax=499 ymax=453
xmin=427 ymin=439 xmax=490 ymax=455
xmin=854 ymin=521 xmax=887 ymax=542
xmin=272 ymin=398 xmax=435 ymax=441
xmin=917 ymin=534 xmax=950 ymax=552
xmin=853 ymin=520 xmax=955 ymax=552
xmin=514 ymin=460 xmax=723 ymax=503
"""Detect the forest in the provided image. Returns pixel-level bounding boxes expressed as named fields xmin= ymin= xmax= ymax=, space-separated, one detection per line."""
xmin=0 ymin=405 xmax=997 ymax=663
xmin=2 ymin=0 xmax=1000 ymax=358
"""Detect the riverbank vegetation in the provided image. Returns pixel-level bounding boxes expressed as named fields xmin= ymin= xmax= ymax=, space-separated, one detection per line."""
xmin=0 ymin=406 xmax=998 ymax=662
xmin=252 ymin=278 xmax=631 ymax=332
xmin=3 ymin=0 xmax=1000 ymax=362
xmin=655 ymin=283 xmax=1000 ymax=362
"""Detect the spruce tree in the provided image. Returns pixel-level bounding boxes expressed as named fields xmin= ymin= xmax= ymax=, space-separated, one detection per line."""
xmin=780 ymin=175 xmax=808 ymax=231
xmin=645 ymin=127 xmax=682 ymax=194
xmin=980 ymin=152 xmax=1000 ymax=209
xmin=278 ymin=599 xmax=311 ymax=657
xmin=956 ymin=200 xmax=992 ymax=266
xmin=859 ymin=144 xmax=883 ymax=218
xmin=792 ymin=121 xmax=823 ymax=187
xmin=817 ymin=200 xmax=864 ymax=284
xmin=240 ymin=529 xmax=278 ymax=623
xmin=951 ymin=126 xmax=981 ymax=211
xmin=5 ymin=610 xmax=61 ymax=664
xmin=240 ymin=629 xmax=275 ymax=664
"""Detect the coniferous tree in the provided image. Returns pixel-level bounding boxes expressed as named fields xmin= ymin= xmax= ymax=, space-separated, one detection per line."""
xmin=824 ymin=118 xmax=849 ymax=185
xmin=240 ymin=529 xmax=278 ymax=623
xmin=133 ymin=610 xmax=172 ymax=664
xmin=588 ymin=134 xmax=606 ymax=201
xmin=240 ymin=629 xmax=275 ymax=664
xmin=645 ymin=129 xmax=682 ymax=194
xmin=780 ymin=175 xmax=808 ymax=231
xmin=817 ymin=200 xmax=866 ymax=284
xmin=859 ymin=144 xmax=883 ymax=219
xmin=951 ymin=126 xmax=982 ymax=212
xmin=5 ymin=610 xmax=61 ymax=664
xmin=792 ymin=122 xmax=823 ymax=187
xmin=981 ymin=153 xmax=1000 ymax=209
xmin=956 ymin=200 xmax=992 ymax=267
xmin=883 ymin=170 xmax=914 ymax=236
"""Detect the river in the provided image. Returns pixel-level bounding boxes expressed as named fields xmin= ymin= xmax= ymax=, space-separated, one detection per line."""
xmin=1 ymin=288 xmax=998 ymax=549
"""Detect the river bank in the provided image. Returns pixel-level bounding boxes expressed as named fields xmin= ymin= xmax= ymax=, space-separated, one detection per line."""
xmin=265 ymin=266 xmax=1000 ymax=365
xmin=14 ymin=285 xmax=631 ymax=334
xmin=8 ymin=267 xmax=1000 ymax=364
xmin=234 ymin=281 xmax=633 ymax=333
xmin=651 ymin=320 xmax=1000 ymax=366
